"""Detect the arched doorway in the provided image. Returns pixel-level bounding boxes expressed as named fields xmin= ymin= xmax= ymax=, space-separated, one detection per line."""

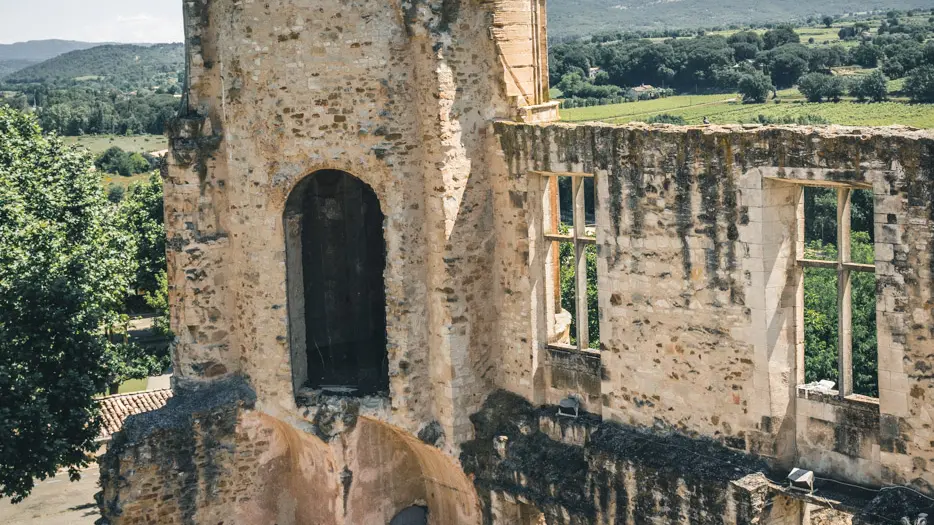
xmin=285 ymin=170 xmax=389 ymax=397
xmin=389 ymin=506 xmax=428 ymax=525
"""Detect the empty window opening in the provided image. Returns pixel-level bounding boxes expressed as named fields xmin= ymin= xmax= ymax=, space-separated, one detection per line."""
xmin=285 ymin=170 xmax=389 ymax=397
xmin=799 ymin=186 xmax=877 ymax=398
xmin=541 ymin=171 xmax=600 ymax=351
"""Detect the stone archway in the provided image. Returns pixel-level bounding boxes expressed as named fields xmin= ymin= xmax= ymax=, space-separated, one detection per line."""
xmin=343 ymin=418 xmax=482 ymax=525
xmin=232 ymin=414 xmax=480 ymax=525
xmin=390 ymin=506 xmax=428 ymax=525
xmin=284 ymin=169 xmax=389 ymax=398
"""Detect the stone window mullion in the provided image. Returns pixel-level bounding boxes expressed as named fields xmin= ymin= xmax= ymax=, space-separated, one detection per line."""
xmin=797 ymin=184 xmax=876 ymax=400
xmin=536 ymin=170 xmax=597 ymax=353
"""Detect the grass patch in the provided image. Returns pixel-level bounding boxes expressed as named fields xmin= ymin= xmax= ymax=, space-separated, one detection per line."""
xmin=560 ymin=94 xmax=735 ymax=122
xmin=562 ymin=93 xmax=934 ymax=128
xmin=102 ymin=172 xmax=153 ymax=190
xmin=63 ymin=134 xmax=167 ymax=155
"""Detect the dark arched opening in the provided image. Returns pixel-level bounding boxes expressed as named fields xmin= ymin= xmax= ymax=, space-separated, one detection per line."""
xmin=390 ymin=506 xmax=428 ymax=525
xmin=285 ymin=170 xmax=389 ymax=397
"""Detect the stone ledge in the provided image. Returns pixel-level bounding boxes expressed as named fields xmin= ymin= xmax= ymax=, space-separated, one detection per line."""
xmin=797 ymin=384 xmax=881 ymax=413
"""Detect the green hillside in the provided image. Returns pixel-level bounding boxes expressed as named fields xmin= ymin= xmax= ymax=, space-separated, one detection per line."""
xmin=0 ymin=39 xmax=104 ymax=61
xmin=3 ymin=44 xmax=184 ymax=90
xmin=548 ymin=0 xmax=934 ymax=39
xmin=0 ymin=60 xmax=37 ymax=78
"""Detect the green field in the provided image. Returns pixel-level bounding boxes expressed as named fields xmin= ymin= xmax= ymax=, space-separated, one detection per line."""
xmin=561 ymin=94 xmax=735 ymax=122
xmin=683 ymin=13 xmax=931 ymax=48
xmin=63 ymin=134 xmax=167 ymax=155
xmin=102 ymin=172 xmax=154 ymax=190
xmin=562 ymin=95 xmax=934 ymax=128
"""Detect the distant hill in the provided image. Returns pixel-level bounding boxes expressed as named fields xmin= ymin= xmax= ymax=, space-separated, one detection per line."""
xmin=3 ymin=44 xmax=185 ymax=89
xmin=0 ymin=39 xmax=106 ymax=62
xmin=0 ymin=59 xmax=37 ymax=78
xmin=547 ymin=0 xmax=934 ymax=39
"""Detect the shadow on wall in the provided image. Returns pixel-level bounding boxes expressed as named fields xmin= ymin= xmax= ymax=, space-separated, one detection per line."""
xmin=239 ymin=414 xmax=481 ymax=525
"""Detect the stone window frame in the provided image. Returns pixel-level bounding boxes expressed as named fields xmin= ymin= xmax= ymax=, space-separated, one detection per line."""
xmin=794 ymin=181 xmax=877 ymax=400
xmin=535 ymin=169 xmax=599 ymax=354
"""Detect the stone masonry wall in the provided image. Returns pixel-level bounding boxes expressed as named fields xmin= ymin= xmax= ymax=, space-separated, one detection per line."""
xmin=493 ymin=122 xmax=934 ymax=495
xmin=165 ymin=0 xmax=547 ymax=451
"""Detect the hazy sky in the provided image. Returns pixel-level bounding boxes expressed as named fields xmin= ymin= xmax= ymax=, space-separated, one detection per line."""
xmin=0 ymin=1 xmax=184 ymax=44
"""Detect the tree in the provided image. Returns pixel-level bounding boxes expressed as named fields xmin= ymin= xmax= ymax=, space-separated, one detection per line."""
xmin=94 ymin=147 xmax=152 ymax=177
xmin=555 ymin=72 xmax=622 ymax=100
xmin=798 ymin=73 xmax=846 ymax=102
xmin=763 ymin=44 xmax=811 ymax=88
xmin=905 ymin=65 xmax=934 ymax=103
xmin=728 ymin=30 xmax=764 ymax=50
xmin=798 ymin=73 xmax=829 ymax=102
xmin=0 ymin=108 xmax=135 ymax=502
xmin=850 ymin=70 xmax=889 ymax=102
xmin=646 ymin=113 xmax=686 ymax=125
xmin=119 ymin=173 xmax=166 ymax=300
xmin=738 ymin=71 xmax=773 ymax=103
xmin=763 ymin=26 xmax=800 ymax=50
xmin=822 ymin=16 xmax=834 ymax=28
xmin=851 ymin=43 xmax=883 ymax=68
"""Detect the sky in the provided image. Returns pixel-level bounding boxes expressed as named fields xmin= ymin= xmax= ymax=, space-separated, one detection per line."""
xmin=0 ymin=0 xmax=184 ymax=44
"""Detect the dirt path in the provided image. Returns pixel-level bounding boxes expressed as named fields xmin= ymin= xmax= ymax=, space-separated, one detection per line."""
xmin=0 ymin=467 xmax=99 ymax=525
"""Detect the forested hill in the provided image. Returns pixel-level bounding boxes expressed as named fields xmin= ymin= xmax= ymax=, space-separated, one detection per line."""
xmin=0 ymin=60 xmax=36 ymax=79
xmin=0 ymin=39 xmax=104 ymax=61
xmin=3 ymin=44 xmax=185 ymax=90
xmin=547 ymin=0 xmax=934 ymax=39
xmin=0 ymin=40 xmax=109 ymax=79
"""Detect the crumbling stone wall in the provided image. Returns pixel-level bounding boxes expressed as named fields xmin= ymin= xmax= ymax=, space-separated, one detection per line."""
xmin=100 ymin=0 xmax=934 ymax=523
xmin=493 ymin=122 xmax=934 ymax=507
xmin=164 ymin=0 xmax=551 ymax=445
xmin=99 ymin=379 xmax=479 ymax=525
xmin=101 ymin=0 xmax=553 ymax=524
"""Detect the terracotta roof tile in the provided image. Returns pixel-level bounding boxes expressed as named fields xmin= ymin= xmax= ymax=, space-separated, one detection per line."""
xmin=97 ymin=389 xmax=173 ymax=438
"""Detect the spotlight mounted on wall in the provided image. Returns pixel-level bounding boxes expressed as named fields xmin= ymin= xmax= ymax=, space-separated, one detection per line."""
xmin=557 ymin=396 xmax=580 ymax=419
xmin=787 ymin=468 xmax=815 ymax=494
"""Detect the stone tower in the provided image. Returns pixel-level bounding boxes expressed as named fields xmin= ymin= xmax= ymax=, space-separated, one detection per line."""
xmin=98 ymin=1 xmax=554 ymax=524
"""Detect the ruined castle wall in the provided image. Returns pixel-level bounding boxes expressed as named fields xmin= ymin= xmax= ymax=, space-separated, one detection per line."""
xmin=164 ymin=0 xmax=541 ymax=452
xmin=493 ymin=122 xmax=934 ymax=493
xmin=98 ymin=381 xmax=480 ymax=525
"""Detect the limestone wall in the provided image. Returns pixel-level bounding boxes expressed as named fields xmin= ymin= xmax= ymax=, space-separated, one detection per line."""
xmin=98 ymin=380 xmax=480 ymax=525
xmin=493 ymin=122 xmax=934 ymax=494
xmin=164 ymin=0 xmax=553 ymax=452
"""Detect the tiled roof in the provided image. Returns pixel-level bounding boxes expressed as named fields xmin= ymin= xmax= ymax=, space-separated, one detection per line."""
xmin=97 ymin=389 xmax=173 ymax=438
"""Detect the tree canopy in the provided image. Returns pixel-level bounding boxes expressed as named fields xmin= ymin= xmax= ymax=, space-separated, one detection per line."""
xmin=0 ymin=107 xmax=137 ymax=502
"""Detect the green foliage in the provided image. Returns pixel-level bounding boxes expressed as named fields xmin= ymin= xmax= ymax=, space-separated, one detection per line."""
xmin=559 ymin=240 xmax=600 ymax=349
xmin=546 ymin=0 xmax=932 ymax=40
xmin=0 ymin=107 xmax=135 ymax=502
xmin=556 ymin=72 xmax=623 ymax=99
xmin=850 ymin=70 xmax=890 ymax=102
xmin=823 ymin=16 xmax=835 ymax=28
xmin=145 ymin=271 xmax=173 ymax=338
xmin=3 ymin=44 xmax=183 ymax=90
xmin=797 ymin=73 xmax=846 ymax=102
xmin=646 ymin=113 xmax=687 ymax=124
xmin=905 ymin=65 xmax=934 ymax=102
xmin=95 ymin=146 xmax=153 ymax=177
xmin=738 ymin=71 xmax=774 ymax=102
xmin=852 ymin=43 xmax=883 ymax=68
xmin=106 ymin=184 xmax=125 ymax=203
xmin=763 ymin=26 xmax=801 ymax=50
xmin=0 ymin=43 xmax=183 ymax=137
xmin=119 ymin=173 xmax=166 ymax=300
xmin=803 ymin=236 xmax=878 ymax=397
xmin=31 ymin=89 xmax=180 ymax=136
xmin=749 ymin=113 xmax=831 ymax=125
xmin=763 ymin=44 xmax=811 ymax=88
